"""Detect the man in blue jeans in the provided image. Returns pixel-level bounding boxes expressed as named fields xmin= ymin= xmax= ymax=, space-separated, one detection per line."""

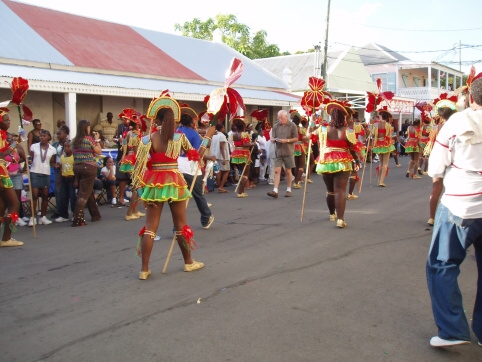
xmin=177 ymin=111 xmax=215 ymax=229
xmin=426 ymin=74 xmax=482 ymax=348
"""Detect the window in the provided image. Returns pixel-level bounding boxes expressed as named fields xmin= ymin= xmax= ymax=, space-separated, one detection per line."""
xmin=413 ymin=76 xmax=420 ymax=87
xmin=401 ymin=74 xmax=408 ymax=87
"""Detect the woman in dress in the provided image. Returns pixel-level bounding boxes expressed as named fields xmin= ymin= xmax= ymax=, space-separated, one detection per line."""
xmin=29 ymin=129 xmax=56 ymax=226
xmin=137 ymin=95 xmax=213 ymax=279
xmin=0 ymin=109 xmax=23 ymax=246
xmin=372 ymin=109 xmax=395 ymax=187
xmin=404 ymin=119 xmax=422 ymax=179
xmin=71 ymin=120 xmax=102 ymax=226
xmin=313 ymin=101 xmax=360 ymax=228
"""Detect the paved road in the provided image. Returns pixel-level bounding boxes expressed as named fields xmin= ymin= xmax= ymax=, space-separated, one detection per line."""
xmin=1 ymin=157 xmax=480 ymax=361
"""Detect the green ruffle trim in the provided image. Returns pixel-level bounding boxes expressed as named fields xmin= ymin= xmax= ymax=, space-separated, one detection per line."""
xmin=119 ymin=164 xmax=134 ymax=173
xmin=404 ymin=146 xmax=419 ymax=153
xmin=139 ymin=185 xmax=192 ymax=203
xmin=1 ymin=176 xmax=13 ymax=188
xmin=373 ymin=145 xmax=395 ymax=154
xmin=316 ymin=162 xmax=353 ymax=174
xmin=231 ymin=156 xmax=248 ymax=164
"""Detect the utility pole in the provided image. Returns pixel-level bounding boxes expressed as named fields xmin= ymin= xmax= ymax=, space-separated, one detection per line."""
xmin=321 ymin=0 xmax=331 ymax=80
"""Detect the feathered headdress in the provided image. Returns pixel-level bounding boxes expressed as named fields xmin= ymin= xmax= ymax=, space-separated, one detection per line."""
xmin=415 ymin=101 xmax=433 ymax=122
xmin=325 ymin=100 xmax=348 ymax=115
xmin=433 ymin=93 xmax=458 ymax=111
xmin=146 ymin=90 xmax=181 ymax=123
xmin=180 ymin=103 xmax=199 ymax=122
xmin=365 ymin=78 xmax=395 ymax=113
xmin=250 ymin=109 xmax=268 ymax=121
xmin=289 ymin=109 xmax=302 ymax=120
xmin=455 ymin=65 xmax=482 ymax=95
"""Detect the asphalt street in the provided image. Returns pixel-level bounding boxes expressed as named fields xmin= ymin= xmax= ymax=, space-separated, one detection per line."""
xmin=1 ymin=156 xmax=481 ymax=361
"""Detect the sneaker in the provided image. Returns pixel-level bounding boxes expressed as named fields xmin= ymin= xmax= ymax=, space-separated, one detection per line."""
xmin=22 ymin=217 xmax=29 ymax=222
xmin=423 ymin=171 xmax=428 ymax=175
xmin=267 ymin=191 xmax=278 ymax=198
xmin=307 ymin=179 xmax=314 ymax=183
xmin=0 ymin=238 xmax=24 ymax=247
xmin=134 ymin=211 xmax=145 ymax=217
xmin=28 ymin=217 xmax=36 ymax=227
xmin=336 ymin=219 xmax=347 ymax=228
xmin=154 ymin=235 xmax=161 ymax=241
xmin=125 ymin=214 xmax=140 ymax=221
xmin=429 ymin=336 xmax=470 ymax=347
xmin=478 ymin=341 xmax=482 ymax=347
xmin=16 ymin=218 xmax=27 ymax=226
xmin=347 ymin=194 xmax=358 ymax=200
xmin=396 ymin=164 xmax=401 ymax=168
xmin=38 ymin=216 xmax=52 ymax=225
xmin=427 ymin=218 xmax=434 ymax=226
xmin=412 ymin=175 xmax=422 ymax=179
xmin=236 ymin=193 xmax=248 ymax=198
xmin=202 ymin=215 xmax=214 ymax=229
xmin=406 ymin=172 xmax=410 ymax=178
xmin=138 ymin=269 xmax=151 ymax=280
xmin=329 ymin=213 xmax=337 ymax=221
xmin=55 ymin=217 xmax=69 ymax=223
xmin=418 ymin=168 xmax=423 ymax=175
xmin=285 ymin=191 xmax=292 ymax=197
xmin=184 ymin=260 xmax=204 ymax=272
xmin=293 ymin=183 xmax=301 ymax=189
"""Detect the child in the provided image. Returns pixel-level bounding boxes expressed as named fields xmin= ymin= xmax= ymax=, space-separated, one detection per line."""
xmin=55 ymin=141 xmax=76 ymax=222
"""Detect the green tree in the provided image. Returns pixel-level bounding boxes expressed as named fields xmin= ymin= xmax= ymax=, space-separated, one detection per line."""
xmin=174 ymin=14 xmax=285 ymax=59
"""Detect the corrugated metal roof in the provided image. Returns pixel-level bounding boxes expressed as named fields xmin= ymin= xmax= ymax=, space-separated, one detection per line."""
xmin=254 ymin=50 xmax=377 ymax=94
xmin=0 ymin=63 xmax=300 ymax=105
xmin=0 ymin=1 xmax=72 ymax=65
xmin=358 ymin=43 xmax=409 ymax=66
xmin=134 ymin=28 xmax=288 ymax=89
xmin=0 ymin=0 xmax=298 ymax=106
xmin=3 ymin=0 xmax=204 ymax=80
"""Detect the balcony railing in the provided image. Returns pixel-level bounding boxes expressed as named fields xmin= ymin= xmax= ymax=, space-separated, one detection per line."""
xmin=397 ymin=87 xmax=447 ymax=102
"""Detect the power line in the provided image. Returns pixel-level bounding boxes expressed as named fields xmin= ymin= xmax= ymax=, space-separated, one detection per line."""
xmin=334 ymin=42 xmax=482 ymax=55
xmin=354 ymin=24 xmax=482 ymax=32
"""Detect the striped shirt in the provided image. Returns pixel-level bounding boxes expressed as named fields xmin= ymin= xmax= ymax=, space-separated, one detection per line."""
xmin=73 ymin=136 xmax=96 ymax=164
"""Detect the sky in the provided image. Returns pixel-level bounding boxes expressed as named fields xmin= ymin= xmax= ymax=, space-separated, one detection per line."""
xmin=14 ymin=0 xmax=482 ymax=74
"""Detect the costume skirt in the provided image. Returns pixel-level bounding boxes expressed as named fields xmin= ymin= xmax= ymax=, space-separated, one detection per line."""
xmin=231 ymin=148 xmax=250 ymax=164
xmin=139 ymin=165 xmax=192 ymax=203
xmin=315 ymin=149 xmax=354 ymax=174
xmin=404 ymin=139 xmax=420 ymax=153
xmin=373 ymin=138 xmax=395 ymax=154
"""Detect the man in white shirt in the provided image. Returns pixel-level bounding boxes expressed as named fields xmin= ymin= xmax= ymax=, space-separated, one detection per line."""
xmin=211 ymin=123 xmax=230 ymax=192
xmin=426 ymin=76 xmax=482 ymax=348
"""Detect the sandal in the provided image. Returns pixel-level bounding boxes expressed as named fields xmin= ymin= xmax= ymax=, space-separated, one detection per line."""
xmin=218 ymin=189 xmax=228 ymax=193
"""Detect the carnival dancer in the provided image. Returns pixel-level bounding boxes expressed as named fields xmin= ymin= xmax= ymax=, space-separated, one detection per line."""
xmin=136 ymin=95 xmax=211 ymax=280
xmin=345 ymin=107 xmax=365 ymax=199
xmin=404 ymin=119 xmax=422 ymax=179
xmin=290 ymin=110 xmax=306 ymax=189
xmin=312 ymin=100 xmax=360 ymax=228
xmin=0 ymin=109 xmax=23 ymax=246
xmin=418 ymin=117 xmax=432 ymax=175
xmin=118 ymin=108 xmax=145 ymax=221
xmin=372 ymin=108 xmax=395 ymax=187
xmin=229 ymin=117 xmax=252 ymax=198
xmin=426 ymin=94 xmax=457 ymax=226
